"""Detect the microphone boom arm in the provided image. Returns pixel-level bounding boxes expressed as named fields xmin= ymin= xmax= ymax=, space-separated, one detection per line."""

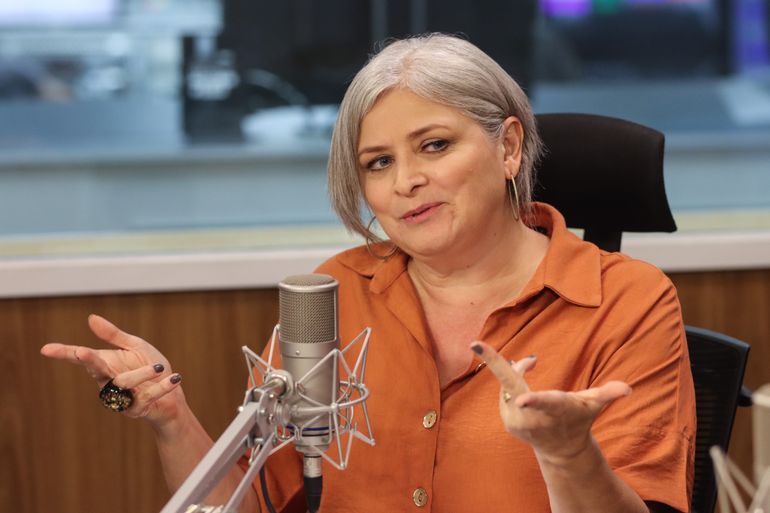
xmin=160 ymin=378 xmax=284 ymax=513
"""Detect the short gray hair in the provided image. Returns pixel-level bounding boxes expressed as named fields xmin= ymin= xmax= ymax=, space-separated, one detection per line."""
xmin=328 ymin=33 xmax=543 ymax=241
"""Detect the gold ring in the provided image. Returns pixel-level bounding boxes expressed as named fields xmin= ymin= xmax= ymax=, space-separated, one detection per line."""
xmin=502 ymin=391 xmax=512 ymax=403
xmin=99 ymin=379 xmax=133 ymax=412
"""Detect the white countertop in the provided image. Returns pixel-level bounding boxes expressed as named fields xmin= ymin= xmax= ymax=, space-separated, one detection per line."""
xmin=2 ymin=222 xmax=769 ymax=298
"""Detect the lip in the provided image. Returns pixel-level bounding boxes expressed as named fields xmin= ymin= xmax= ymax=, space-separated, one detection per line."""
xmin=401 ymin=202 xmax=443 ymax=224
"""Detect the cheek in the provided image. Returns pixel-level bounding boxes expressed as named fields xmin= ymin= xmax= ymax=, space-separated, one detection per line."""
xmin=361 ymin=178 xmax=389 ymax=214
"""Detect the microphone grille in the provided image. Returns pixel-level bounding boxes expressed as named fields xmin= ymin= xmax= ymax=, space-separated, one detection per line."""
xmin=279 ymin=274 xmax=338 ymax=344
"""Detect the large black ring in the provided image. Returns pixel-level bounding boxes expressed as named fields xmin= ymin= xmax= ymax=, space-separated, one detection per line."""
xmin=99 ymin=379 xmax=134 ymax=412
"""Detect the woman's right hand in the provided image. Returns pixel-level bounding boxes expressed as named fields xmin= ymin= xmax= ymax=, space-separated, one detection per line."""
xmin=40 ymin=314 xmax=187 ymax=431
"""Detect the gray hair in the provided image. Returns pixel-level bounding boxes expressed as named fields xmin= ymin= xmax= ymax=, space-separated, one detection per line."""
xmin=328 ymin=33 xmax=543 ymax=242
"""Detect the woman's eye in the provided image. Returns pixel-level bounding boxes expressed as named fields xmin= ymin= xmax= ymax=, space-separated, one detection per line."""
xmin=366 ymin=155 xmax=392 ymax=171
xmin=423 ymin=139 xmax=449 ymax=152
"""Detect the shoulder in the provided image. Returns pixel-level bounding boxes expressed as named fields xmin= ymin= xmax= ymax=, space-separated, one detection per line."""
xmin=592 ymin=250 xmax=685 ymax=356
xmin=599 ymin=250 xmax=677 ymax=302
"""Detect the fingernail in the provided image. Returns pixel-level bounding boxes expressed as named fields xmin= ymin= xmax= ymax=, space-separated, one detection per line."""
xmin=153 ymin=363 xmax=165 ymax=373
xmin=528 ymin=354 xmax=537 ymax=360
xmin=470 ymin=343 xmax=483 ymax=355
xmin=170 ymin=374 xmax=182 ymax=385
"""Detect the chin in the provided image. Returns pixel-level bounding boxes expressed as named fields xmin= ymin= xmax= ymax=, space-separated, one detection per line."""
xmin=388 ymin=224 xmax=457 ymax=258
xmin=399 ymin=238 xmax=453 ymax=259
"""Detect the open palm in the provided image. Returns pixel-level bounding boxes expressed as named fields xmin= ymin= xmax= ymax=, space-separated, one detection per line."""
xmin=471 ymin=340 xmax=631 ymax=464
xmin=41 ymin=314 xmax=185 ymax=425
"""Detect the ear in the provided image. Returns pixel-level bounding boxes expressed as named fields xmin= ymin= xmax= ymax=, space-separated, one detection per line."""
xmin=501 ymin=116 xmax=524 ymax=179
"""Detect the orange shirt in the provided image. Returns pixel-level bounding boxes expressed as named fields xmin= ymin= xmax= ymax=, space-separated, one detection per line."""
xmin=255 ymin=202 xmax=695 ymax=513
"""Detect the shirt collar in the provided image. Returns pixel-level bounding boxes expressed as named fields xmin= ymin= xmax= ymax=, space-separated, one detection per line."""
xmin=524 ymin=202 xmax=602 ymax=307
xmin=335 ymin=243 xmax=408 ymax=293
xmin=335 ymin=202 xmax=602 ymax=307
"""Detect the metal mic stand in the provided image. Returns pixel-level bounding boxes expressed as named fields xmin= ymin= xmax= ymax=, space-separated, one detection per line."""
xmin=159 ymin=325 xmax=375 ymax=513
xmin=160 ymin=377 xmax=288 ymax=513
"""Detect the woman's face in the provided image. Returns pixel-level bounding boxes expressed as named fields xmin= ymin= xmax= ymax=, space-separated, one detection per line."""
xmin=357 ymin=88 xmax=523 ymax=260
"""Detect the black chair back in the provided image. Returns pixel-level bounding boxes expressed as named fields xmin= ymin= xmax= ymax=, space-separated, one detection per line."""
xmin=686 ymin=326 xmax=750 ymax=513
xmin=534 ymin=113 xmax=677 ymax=252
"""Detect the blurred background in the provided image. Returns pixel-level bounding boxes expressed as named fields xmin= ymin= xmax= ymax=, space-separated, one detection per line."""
xmin=0 ymin=0 xmax=767 ymax=258
xmin=2 ymin=1 xmax=770 ymax=512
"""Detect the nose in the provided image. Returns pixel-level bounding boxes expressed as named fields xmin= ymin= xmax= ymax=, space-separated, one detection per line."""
xmin=393 ymin=156 xmax=428 ymax=197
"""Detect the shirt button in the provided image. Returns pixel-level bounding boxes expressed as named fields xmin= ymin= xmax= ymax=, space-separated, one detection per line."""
xmin=412 ymin=487 xmax=429 ymax=507
xmin=422 ymin=410 xmax=437 ymax=429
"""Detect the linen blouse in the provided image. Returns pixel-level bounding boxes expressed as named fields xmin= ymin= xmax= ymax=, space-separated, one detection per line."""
xmin=252 ymin=202 xmax=696 ymax=513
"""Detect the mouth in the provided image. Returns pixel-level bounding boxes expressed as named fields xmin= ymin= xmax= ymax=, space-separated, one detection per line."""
xmin=402 ymin=202 xmax=443 ymax=223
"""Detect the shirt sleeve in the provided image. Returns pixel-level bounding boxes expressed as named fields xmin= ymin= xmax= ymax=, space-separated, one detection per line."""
xmin=588 ymin=261 xmax=696 ymax=513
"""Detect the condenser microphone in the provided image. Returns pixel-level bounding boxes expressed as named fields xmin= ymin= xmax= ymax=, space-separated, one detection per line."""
xmin=278 ymin=273 xmax=340 ymax=513
xmin=159 ymin=273 xmax=372 ymax=513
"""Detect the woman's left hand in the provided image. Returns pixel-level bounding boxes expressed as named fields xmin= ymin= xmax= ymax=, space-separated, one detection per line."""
xmin=470 ymin=340 xmax=632 ymax=465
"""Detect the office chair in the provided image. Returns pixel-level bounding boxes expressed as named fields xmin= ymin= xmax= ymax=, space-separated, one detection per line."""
xmin=533 ymin=113 xmax=676 ymax=251
xmin=686 ymin=327 xmax=751 ymax=513
xmin=533 ymin=113 xmax=752 ymax=513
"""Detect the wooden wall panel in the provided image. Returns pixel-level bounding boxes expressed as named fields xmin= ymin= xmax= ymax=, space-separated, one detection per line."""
xmin=0 ymin=290 xmax=278 ymax=513
xmin=2 ymin=268 xmax=768 ymax=513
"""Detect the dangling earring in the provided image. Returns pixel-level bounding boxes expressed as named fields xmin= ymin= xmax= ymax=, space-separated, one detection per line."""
xmin=508 ymin=177 xmax=521 ymax=222
xmin=365 ymin=216 xmax=398 ymax=260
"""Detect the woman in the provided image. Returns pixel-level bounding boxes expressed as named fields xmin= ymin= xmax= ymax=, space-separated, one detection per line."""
xmin=41 ymin=34 xmax=695 ymax=513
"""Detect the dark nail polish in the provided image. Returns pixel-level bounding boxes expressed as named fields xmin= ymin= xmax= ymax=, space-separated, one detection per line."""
xmin=470 ymin=343 xmax=483 ymax=355
xmin=170 ymin=374 xmax=182 ymax=385
xmin=153 ymin=363 xmax=165 ymax=373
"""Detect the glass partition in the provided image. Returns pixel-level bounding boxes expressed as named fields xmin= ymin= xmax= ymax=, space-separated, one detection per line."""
xmin=0 ymin=0 xmax=768 ymax=259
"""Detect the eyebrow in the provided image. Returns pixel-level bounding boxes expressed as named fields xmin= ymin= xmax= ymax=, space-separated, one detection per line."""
xmin=357 ymin=123 xmax=451 ymax=158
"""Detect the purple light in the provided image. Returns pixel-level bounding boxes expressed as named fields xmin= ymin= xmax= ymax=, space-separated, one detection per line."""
xmin=540 ymin=0 xmax=592 ymax=18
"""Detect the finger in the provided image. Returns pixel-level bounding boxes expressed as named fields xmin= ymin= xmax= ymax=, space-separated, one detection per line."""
xmin=471 ymin=341 xmax=521 ymax=392
xmin=88 ymin=314 xmax=141 ymax=351
xmin=575 ymin=381 xmax=632 ymax=407
xmin=517 ymin=382 xmax=631 ymax=414
xmin=514 ymin=390 xmax=567 ymax=410
xmin=511 ymin=355 xmax=537 ymax=375
xmin=41 ymin=342 xmax=77 ymax=361
xmin=40 ymin=343 xmax=113 ymax=379
xmin=132 ymin=374 xmax=183 ymax=411
xmin=113 ymin=363 xmax=166 ymax=390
